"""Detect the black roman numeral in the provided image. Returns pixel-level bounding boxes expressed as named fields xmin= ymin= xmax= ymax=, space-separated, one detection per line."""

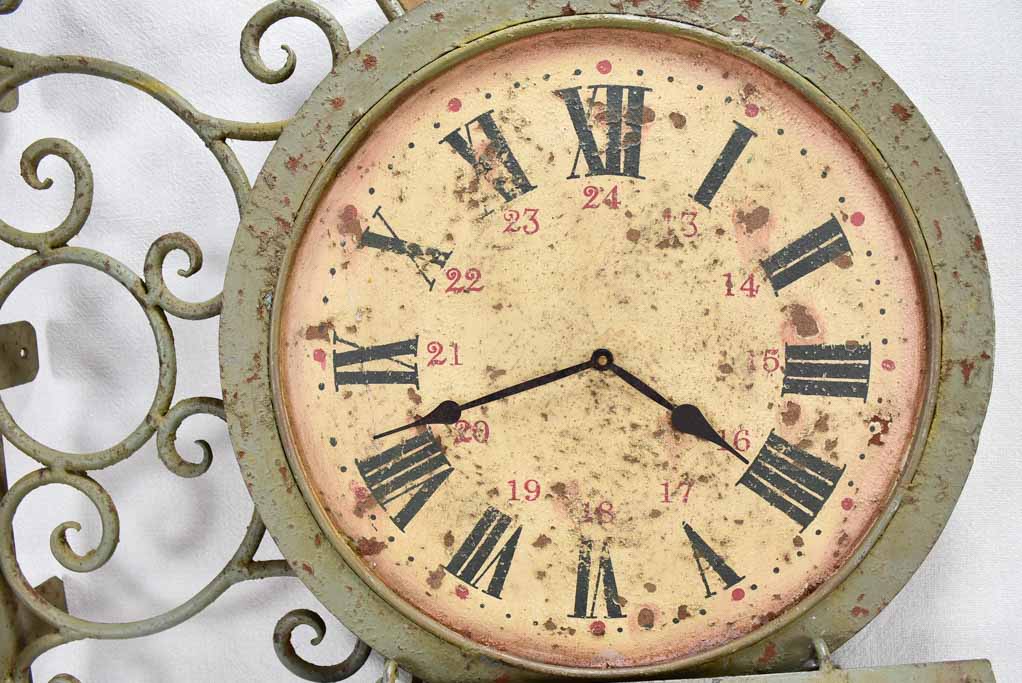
xmin=682 ymin=523 xmax=745 ymax=599
xmin=440 ymin=111 xmax=537 ymax=202
xmin=567 ymin=539 xmax=625 ymax=619
xmin=760 ymin=215 xmax=852 ymax=293
xmin=356 ymin=430 xmax=453 ymax=531
xmin=445 ymin=507 xmax=521 ymax=599
xmin=739 ymin=432 xmax=845 ymax=530
xmin=694 ymin=121 xmax=757 ymax=208
xmin=783 ymin=344 xmax=871 ymax=401
xmin=556 ymin=84 xmax=651 ymax=180
xmin=360 ymin=207 xmax=452 ymax=290
xmin=333 ymin=334 xmax=418 ymax=388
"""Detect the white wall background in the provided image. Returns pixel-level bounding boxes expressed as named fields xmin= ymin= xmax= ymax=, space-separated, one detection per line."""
xmin=0 ymin=0 xmax=1018 ymax=681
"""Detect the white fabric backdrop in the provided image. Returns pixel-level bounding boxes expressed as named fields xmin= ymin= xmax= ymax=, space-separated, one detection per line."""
xmin=0 ymin=0 xmax=1017 ymax=680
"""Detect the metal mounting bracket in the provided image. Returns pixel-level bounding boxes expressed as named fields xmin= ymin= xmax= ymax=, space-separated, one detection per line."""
xmin=0 ymin=322 xmax=38 ymax=391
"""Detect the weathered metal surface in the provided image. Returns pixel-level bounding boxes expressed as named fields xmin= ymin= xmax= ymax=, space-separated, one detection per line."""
xmin=0 ymin=1 xmax=371 ymax=681
xmin=0 ymin=322 xmax=37 ymax=391
xmin=221 ymin=1 xmax=994 ymax=682
xmin=648 ymin=659 xmax=996 ymax=682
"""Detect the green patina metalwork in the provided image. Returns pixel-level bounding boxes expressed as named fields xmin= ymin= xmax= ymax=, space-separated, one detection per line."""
xmin=0 ymin=1 xmax=374 ymax=681
xmin=220 ymin=0 xmax=994 ymax=681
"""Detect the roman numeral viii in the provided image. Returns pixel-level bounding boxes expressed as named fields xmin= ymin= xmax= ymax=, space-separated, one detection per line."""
xmin=761 ymin=216 xmax=852 ymax=293
xmin=556 ymin=84 xmax=651 ymax=180
xmin=682 ymin=523 xmax=744 ymax=599
xmin=783 ymin=343 xmax=871 ymax=401
xmin=445 ymin=507 xmax=522 ymax=599
xmin=355 ymin=430 xmax=452 ymax=531
xmin=694 ymin=121 xmax=757 ymax=208
xmin=568 ymin=539 xmax=625 ymax=619
xmin=440 ymin=111 xmax=537 ymax=202
xmin=333 ymin=334 xmax=418 ymax=388
xmin=361 ymin=207 xmax=452 ymax=290
xmin=739 ymin=432 xmax=845 ymax=530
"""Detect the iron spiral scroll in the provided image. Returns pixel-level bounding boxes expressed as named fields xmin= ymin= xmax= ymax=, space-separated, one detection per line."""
xmin=0 ymin=1 xmax=388 ymax=680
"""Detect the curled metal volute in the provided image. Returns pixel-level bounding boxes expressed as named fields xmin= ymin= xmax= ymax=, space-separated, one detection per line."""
xmin=0 ymin=469 xmax=119 ymax=577
xmin=241 ymin=0 xmax=350 ymax=85
xmin=156 ymin=396 xmax=225 ymax=478
xmin=0 ymin=0 xmax=22 ymax=15
xmin=143 ymin=233 xmax=222 ymax=320
xmin=0 ymin=138 xmax=93 ymax=252
xmin=273 ymin=609 xmax=372 ymax=682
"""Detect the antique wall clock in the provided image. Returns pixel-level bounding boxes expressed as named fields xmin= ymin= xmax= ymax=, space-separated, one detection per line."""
xmin=0 ymin=0 xmax=995 ymax=681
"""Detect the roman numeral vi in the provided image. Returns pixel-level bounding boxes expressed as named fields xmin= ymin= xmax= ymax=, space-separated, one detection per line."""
xmin=568 ymin=539 xmax=626 ymax=619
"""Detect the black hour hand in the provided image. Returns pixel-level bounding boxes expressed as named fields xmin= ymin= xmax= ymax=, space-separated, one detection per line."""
xmin=670 ymin=404 xmax=749 ymax=464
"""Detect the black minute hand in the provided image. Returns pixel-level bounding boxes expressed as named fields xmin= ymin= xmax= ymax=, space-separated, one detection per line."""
xmin=371 ymin=350 xmax=608 ymax=440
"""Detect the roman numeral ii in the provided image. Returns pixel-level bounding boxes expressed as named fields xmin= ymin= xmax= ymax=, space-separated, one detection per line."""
xmin=739 ymin=431 xmax=845 ymax=530
xmin=445 ymin=507 xmax=522 ymax=599
xmin=761 ymin=215 xmax=852 ymax=293
xmin=355 ymin=430 xmax=453 ymax=531
xmin=556 ymin=84 xmax=651 ymax=179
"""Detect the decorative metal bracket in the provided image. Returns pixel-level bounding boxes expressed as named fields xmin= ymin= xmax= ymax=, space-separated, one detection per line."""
xmin=0 ymin=1 xmax=382 ymax=680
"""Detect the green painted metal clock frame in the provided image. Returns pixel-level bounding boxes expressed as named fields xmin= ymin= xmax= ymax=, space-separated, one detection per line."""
xmin=220 ymin=0 xmax=995 ymax=680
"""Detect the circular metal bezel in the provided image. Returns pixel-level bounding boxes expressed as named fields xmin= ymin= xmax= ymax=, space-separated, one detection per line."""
xmin=221 ymin=1 xmax=994 ymax=680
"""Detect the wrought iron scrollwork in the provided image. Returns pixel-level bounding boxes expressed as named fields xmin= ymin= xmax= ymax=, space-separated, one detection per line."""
xmin=0 ymin=1 xmax=374 ymax=680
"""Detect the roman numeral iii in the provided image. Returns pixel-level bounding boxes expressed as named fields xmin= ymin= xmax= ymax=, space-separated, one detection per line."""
xmin=568 ymin=539 xmax=626 ymax=619
xmin=355 ymin=430 xmax=453 ymax=531
xmin=556 ymin=84 xmax=651 ymax=180
xmin=361 ymin=207 xmax=452 ymax=290
xmin=783 ymin=343 xmax=871 ymax=401
xmin=739 ymin=431 xmax=845 ymax=530
xmin=682 ymin=522 xmax=745 ymax=599
xmin=440 ymin=110 xmax=537 ymax=202
xmin=761 ymin=215 xmax=852 ymax=293
xmin=445 ymin=507 xmax=522 ymax=599
xmin=694 ymin=121 xmax=757 ymax=208
xmin=333 ymin=334 xmax=418 ymax=388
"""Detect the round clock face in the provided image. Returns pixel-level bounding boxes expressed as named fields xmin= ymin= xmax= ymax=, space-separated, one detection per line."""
xmin=275 ymin=27 xmax=933 ymax=671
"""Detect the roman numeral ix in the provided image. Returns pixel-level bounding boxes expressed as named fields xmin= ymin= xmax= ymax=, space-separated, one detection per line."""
xmin=355 ymin=430 xmax=453 ymax=531
xmin=568 ymin=539 xmax=626 ymax=619
xmin=445 ymin=506 xmax=522 ymax=599
xmin=440 ymin=110 xmax=537 ymax=202
xmin=333 ymin=334 xmax=418 ymax=388
xmin=739 ymin=431 xmax=845 ymax=530
xmin=783 ymin=343 xmax=871 ymax=401
xmin=556 ymin=84 xmax=651 ymax=180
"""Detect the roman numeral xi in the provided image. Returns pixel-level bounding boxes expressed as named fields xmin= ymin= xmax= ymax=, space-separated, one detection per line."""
xmin=440 ymin=111 xmax=537 ymax=202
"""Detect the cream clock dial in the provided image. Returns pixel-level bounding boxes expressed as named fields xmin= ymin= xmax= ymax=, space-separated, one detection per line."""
xmin=274 ymin=27 xmax=932 ymax=671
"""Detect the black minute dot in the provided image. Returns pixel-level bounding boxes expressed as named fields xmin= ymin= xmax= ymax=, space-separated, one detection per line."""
xmin=339 ymin=465 xmax=347 ymax=473
xmin=408 ymin=142 xmax=415 ymax=149
xmin=322 ymin=296 xmax=329 ymax=304
xmin=573 ymin=68 xmax=582 ymax=76
xmin=699 ymin=609 xmax=707 ymax=616
xmin=882 ymin=338 xmax=889 ymax=345
xmin=859 ymin=453 xmax=867 ymax=460
xmin=513 ymin=81 xmax=521 ymax=88
xmin=433 ymin=122 xmax=440 ymax=129
xmin=697 ymin=84 xmax=704 ymax=91
xmin=667 ymin=76 xmax=674 ymax=82
xmin=636 ymin=69 xmax=644 ymax=76
xmin=839 ymin=196 xmax=846 ymax=203
xmin=751 ymin=584 xmax=758 ymax=590
xmin=866 ymin=250 xmax=873 ymax=257
xmin=879 ymin=308 xmax=886 ymax=315
xmin=368 ymin=187 xmax=375 ymax=195
xmin=485 ymin=92 xmax=492 ymax=99
xmin=801 ymin=148 xmax=808 ymax=156
xmin=388 ymin=536 xmax=395 ymax=543
xmin=329 ymin=267 xmax=336 ymax=276
xmin=329 ymin=437 xmax=337 ymax=447
xmin=777 ymin=128 xmax=785 ymax=135
xmin=617 ymin=626 xmax=624 ymax=632
xmin=672 ymin=618 xmax=679 ymax=624
xmin=725 ymin=96 xmax=733 ymax=104
xmin=370 ymin=514 xmax=376 ymax=520
xmin=318 ymin=383 xmax=325 ymax=391
xmin=821 ymin=170 xmax=829 ymax=179
xmin=506 ymin=613 xmax=512 ymax=619
xmin=773 ymin=567 xmax=780 ymax=574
